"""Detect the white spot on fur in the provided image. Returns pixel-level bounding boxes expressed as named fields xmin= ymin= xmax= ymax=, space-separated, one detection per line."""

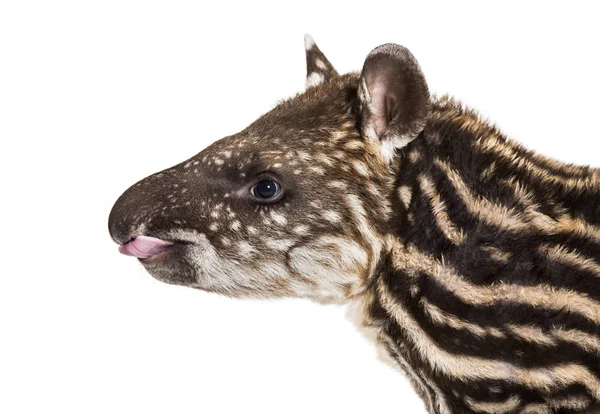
xmin=309 ymin=165 xmax=325 ymax=175
xmin=270 ymin=211 xmax=287 ymax=226
xmin=306 ymin=72 xmax=325 ymax=88
xmin=293 ymin=225 xmax=310 ymax=235
xmin=316 ymin=58 xmax=327 ymax=70
xmin=316 ymin=154 xmax=334 ymax=166
xmin=237 ymin=241 xmax=257 ymax=256
xmin=352 ymin=161 xmax=370 ymax=177
xmin=398 ymin=185 xmax=412 ymax=208
xmin=344 ymin=140 xmax=363 ymax=150
xmin=304 ymin=33 xmax=315 ymax=50
xmin=296 ymin=151 xmax=312 ymax=161
xmin=322 ymin=210 xmax=341 ymax=223
xmin=409 ymin=150 xmax=422 ymax=163
xmin=328 ymin=181 xmax=348 ymax=190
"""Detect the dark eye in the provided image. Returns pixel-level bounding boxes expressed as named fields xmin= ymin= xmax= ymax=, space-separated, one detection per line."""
xmin=251 ymin=180 xmax=281 ymax=199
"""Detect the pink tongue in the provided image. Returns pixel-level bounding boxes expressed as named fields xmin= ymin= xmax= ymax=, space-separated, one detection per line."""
xmin=118 ymin=236 xmax=173 ymax=258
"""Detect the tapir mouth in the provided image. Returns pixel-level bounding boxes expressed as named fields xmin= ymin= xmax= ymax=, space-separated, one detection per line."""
xmin=118 ymin=235 xmax=174 ymax=260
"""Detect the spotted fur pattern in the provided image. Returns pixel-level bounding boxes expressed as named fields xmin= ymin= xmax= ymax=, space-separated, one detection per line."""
xmin=109 ymin=37 xmax=600 ymax=413
xmin=304 ymin=34 xmax=338 ymax=88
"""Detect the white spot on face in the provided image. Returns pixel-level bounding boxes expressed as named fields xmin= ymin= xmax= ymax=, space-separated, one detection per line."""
xmin=316 ymin=154 xmax=334 ymax=166
xmin=247 ymin=226 xmax=257 ymax=235
xmin=309 ymin=200 xmax=323 ymax=209
xmin=306 ymin=72 xmax=325 ymax=88
xmin=309 ymin=166 xmax=325 ymax=175
xmin=322 ymin=210 xmax=342 ymax=223
xmin=209 ymin=223 xmax=219 ymax=232
xmin=214 ymin=158 xmax=224 ymax=165
xmin=352 ymin=161 xmax=371 ymax=177
xmin=230 ymin=220 xmax=241 ymax=231
xmin=332 ymin=150 xmax=346 ymax=159
xmin=296 ymin=151 xmax=312 ymax=161
xmin=330 ymin=130 xmax=347 ymax=142
xmin=293 ymin=225 xmax=310 ymax=235
xmin=270 ymin=211 xmax=287 ymax=226
xmin=344 ymin=140 xmax=363 ymax=150
xmin=328 ymin=181 xmax=348 ymax=190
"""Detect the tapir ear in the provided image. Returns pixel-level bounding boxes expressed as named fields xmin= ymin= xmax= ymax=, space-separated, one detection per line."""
xmin=305 ymin=34 xmax=338 ymax=89
xmin=358 ymin=44 xmax=430 ymax=163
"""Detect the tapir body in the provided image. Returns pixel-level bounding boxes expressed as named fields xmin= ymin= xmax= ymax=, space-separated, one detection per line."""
xmin=109 ymin=37 xmax=600 ymax=413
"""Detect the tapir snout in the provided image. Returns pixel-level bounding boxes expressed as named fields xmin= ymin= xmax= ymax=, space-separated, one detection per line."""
xmin=108 ymin=160 xmax=211 ymax=249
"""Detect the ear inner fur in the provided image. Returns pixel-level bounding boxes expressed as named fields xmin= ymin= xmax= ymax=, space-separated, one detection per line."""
xmin=358 ymin=44 xmax=430 ymax=162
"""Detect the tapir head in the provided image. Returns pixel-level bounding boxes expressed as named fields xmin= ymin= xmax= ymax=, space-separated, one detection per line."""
xmin=108 ymin=36 xmax=430 ymax=302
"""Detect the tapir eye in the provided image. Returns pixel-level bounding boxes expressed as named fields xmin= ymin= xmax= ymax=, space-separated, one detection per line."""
xmin=251 ymin=180 xmax=281 ymax=199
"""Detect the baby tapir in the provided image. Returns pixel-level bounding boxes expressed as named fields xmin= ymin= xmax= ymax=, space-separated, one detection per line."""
xmin=109 ymin=36 xmax=600 ymax=413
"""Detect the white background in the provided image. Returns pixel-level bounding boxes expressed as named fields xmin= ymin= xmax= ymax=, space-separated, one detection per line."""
xmin=1 ymin=1 xmax=599 ymax=413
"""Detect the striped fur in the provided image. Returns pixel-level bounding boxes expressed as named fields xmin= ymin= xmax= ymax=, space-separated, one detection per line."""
xmin=357 ymin=96 xmax=600 ymax=413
